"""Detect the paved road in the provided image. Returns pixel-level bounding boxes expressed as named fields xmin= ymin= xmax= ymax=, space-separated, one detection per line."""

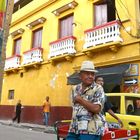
xmin=0 ymin=124 xmax=57 ymax=140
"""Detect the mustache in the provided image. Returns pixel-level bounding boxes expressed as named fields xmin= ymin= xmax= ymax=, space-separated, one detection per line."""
xmin=85 ymin=77 xmax=94 ymax=80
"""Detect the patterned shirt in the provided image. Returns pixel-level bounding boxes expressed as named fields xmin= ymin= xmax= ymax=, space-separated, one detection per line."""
xmin=69 ymin=82 xmax=106 ymax=136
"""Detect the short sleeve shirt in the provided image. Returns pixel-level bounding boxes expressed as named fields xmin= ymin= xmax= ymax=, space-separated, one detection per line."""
xmin=104 ymin=101 xmax=112 ymax=113
xmin=43 ymin=101 xmax=51 ymax=113
xmin=69 ymin=83 xmax=106 ymax=136
xmin=103 ymin=96 xmax=113 ymax=115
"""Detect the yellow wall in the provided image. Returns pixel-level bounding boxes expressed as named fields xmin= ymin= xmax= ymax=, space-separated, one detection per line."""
xmin=1 ymin=0 xmax=140 ymax=106
xmin=2 ymin=62 xmax=73 ymax=106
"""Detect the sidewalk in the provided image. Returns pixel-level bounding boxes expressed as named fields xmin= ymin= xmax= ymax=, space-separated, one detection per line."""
xmin=0 ymin=120 xmax=55 ymax=134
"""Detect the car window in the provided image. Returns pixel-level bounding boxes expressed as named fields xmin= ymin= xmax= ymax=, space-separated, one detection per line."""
xmin=107 ymin=96 xmax=120 ymax=114
xmin=125 ymin=97 xmax=140 ymax=116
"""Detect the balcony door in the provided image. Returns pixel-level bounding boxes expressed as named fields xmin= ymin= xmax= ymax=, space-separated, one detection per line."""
xmin=94 ymin=0 xmax=115 ymax=26
xmin=59 ymin=14 xmax=73 ymax=39
xmin=32 ymin=28 xmax=42 ymax=48
xmin=13 ymin=38 xmax=21 ymax=55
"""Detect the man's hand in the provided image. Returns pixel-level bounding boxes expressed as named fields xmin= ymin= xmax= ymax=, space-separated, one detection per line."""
xmin=74 ymin=95 xmax=83 ymax=104
xmin=118 ymin=118 xmax=123 ymax=128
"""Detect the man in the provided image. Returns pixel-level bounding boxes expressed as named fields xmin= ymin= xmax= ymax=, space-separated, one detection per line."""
xmin=66 ymin=61 xmax=105 ymax=140
xmin=12 ymin=100 xmax=23 ymax=123
xmin=95 ymin=76 xmax=123 ymax=128
xmin=43 ymin=96 xmax=51 ymax=127
xmin=133 ymin=99 xmax=140 ymax=115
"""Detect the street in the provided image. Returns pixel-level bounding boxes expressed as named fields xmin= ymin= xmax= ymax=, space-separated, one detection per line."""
xmin=0 ymin=124 xmax=57 ymax=140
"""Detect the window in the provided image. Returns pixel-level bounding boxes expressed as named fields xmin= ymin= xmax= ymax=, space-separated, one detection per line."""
xmin=107 ymin=96 xmax=120 ymax=114
xmin=94 ymin=0 xmax=115 ymax=26
xmin=32 ymin=28 xmax=42 ymax=48
xmin=8 ymin=90 xmax=14 ymax=100
xmin=59 ymin=14 xmax=73 ymax=38
xmin=13 ymin=38 xmax=21 ymax=55
xmin=125 ymin=97 xmax=140 ymax=116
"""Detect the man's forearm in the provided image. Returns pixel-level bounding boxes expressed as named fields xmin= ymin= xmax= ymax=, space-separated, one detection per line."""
xmin=108 ymin=109 xmax=119 ymax=120
xmin=74 ymin=95 xmax=101 ymax=114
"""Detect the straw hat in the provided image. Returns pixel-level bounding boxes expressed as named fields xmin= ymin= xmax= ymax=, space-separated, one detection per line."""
xmin=80 ymin=61 xmax=98 ymax=73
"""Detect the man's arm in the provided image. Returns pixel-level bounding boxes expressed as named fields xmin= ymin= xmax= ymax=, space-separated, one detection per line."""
xmin=42 ymin=102 xmax=45 ymax=111
xmin=107 ymin=109 xmax=123 ymax=127
xmin=74 ymin=95 xmax=101 ymax=114
xmin=49 ymin=103 xmax=51 ymax=112
xmin=14 ymin=105 xmax=16 ymax=112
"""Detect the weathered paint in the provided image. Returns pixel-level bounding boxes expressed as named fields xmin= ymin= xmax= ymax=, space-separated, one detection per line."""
xmin=1 ymin=0 xmax=140 ymax=124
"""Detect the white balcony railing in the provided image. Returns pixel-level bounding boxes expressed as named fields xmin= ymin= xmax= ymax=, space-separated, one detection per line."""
xmin=5 ymin=55 xmax=21 ymax=70
xmin=83 ymin=20 xmax=123 ymax=49
xmin=48 ymin=36 xmax=76 ymax=58
xmin=22 ymin=47 xmax=43 ymax=65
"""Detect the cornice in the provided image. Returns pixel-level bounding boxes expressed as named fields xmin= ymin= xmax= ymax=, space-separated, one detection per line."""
xmin=95 ymin=55 xmax=140 ymax=67
xmin=72 ymin=55 xmax=140 ymax=71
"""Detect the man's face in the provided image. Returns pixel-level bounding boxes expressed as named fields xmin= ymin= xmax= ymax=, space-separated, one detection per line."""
xmin=136 ymin=100 xmax=140 ymax=108
xmin=46 ymin=97 xmax=49 ymax=101
xmin=96 ymin=77 xmax=104 ymax=86
xmin=80 ymin=71 xmax=95 ymax=86
xmin=18 ymin=100 xmax=21 ymax=103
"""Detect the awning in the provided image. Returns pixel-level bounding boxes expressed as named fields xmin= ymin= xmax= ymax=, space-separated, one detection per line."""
xmin=67 ymin=64 xmax=130 ymax=85
xmin=67 ymin=72 xmax=81 ymax=85
xmin=97 ymin=64 xmax=130 ymax=84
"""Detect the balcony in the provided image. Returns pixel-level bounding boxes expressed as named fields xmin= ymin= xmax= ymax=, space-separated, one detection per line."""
xmin=22 ymin=47 xmax=43 ymax=66
xmin=13 ymin=0 xmax=33 ymax=13
xmin=48 ymin=36 xmax=76 ymax=63
xmin=5 ymin=55 xmax=21 ymax=72
xmin=83 ymin=20 xmax=123 ymax=54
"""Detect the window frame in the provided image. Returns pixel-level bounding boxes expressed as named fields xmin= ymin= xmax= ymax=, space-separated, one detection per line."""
xmin=8 ymin=89 xmax=14 ymax=100
xmin=32 ymin=27 xmax=43 ymax=49
xmin=107 ymin=95 xmax=121 ymax=114
xmin=13 ymin=37 xmax=21 ymax=55
xmin=93 ymin=0 xmax=116 ymax=27
xmin=125 ymin=96 xmax=140 ymax=116
xmin=59 ymin=14 xmax=74 ymax=39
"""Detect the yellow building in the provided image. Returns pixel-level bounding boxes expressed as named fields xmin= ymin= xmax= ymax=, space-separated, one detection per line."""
xmin=0 ymin=0 xmax=140 ymax=124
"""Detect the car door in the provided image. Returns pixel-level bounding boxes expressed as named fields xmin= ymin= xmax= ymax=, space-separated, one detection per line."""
xmin=105 ymin=95 xmax=122 ymax=123
xmin=122 ymin=96 xmax=140 ymax=131
xmin=106 ymin=94 xmax=140 ymax=133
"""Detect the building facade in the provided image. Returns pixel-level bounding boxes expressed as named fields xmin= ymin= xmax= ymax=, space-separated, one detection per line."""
xmin=0 ymin=0 xmax=140 ymax=124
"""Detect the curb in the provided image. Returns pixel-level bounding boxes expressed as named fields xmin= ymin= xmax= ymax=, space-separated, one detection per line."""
xmin=0 ymin=121 xmax=55 ymax=134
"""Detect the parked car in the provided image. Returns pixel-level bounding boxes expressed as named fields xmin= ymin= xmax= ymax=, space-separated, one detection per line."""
xmin=106 ymin=93 xmax=140 ymax=132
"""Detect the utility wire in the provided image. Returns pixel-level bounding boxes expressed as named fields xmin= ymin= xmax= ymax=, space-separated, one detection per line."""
xmin=108 ymin=0 xmax=140 ymax=38
xmin=117 ymin=0 xmax=140 ymax=23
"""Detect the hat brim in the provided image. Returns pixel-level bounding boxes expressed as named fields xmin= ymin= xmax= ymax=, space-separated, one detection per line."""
xmin=80 ymin=69 xmax=98 ymax=73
